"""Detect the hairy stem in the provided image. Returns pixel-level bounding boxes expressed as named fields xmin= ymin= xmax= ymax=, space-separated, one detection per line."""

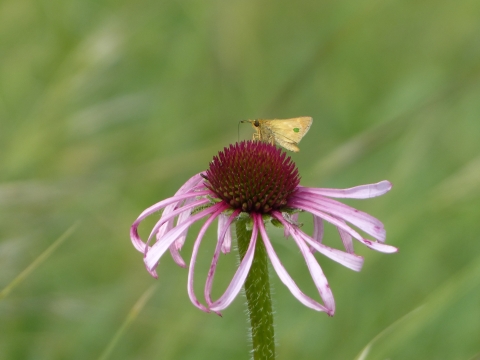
xmin=236 ymin=218 xmax=275 ymax=360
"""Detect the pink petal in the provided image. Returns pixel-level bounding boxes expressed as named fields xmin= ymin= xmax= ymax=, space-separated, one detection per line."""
xmin=209 ymin=212 xmax=257 ymax=312
xmin=130 ymin=190 xmax=210 ymax=252
xmin=336 ymin=219 xmax=354 ymax=253
xmin=187 ymin=205 xmax=227 ymax=313
xmin=291 ymin=228 xmax=335 ymax=314
xmin=159 ymin=173 xmax=205 ymax=236
xmin=145 ymin=198 xmax=211 ymax=251
xmin=272 ymin=212 xmax=363 ymax=272
xmin=180 ymin=173 xmax=207 ymax=191
xmin=298 ymin=230 xmax=363 ymax=272
xmin=144 ymin=204 xmax=224 ymax=272
xmin=257 ymin=214 xmax=332 ymax=313
xmin=168 ymin=246 xmax=186 ymax=268
xmin=291 ymin=201 xmax=398 ymax=253
xmin=313 ymin=214 xmax=324 ymax=243
xmin=218 ymin=214 xmax=233 ymax=254
xmin=153 ymin=176 xmax=207 ymax=263
xmin=205 ymin=210 xmax=240 ymax=306
xmin=292 ymin=194 xmax=386 ymax=242
xmin=135 ymin=190 xmax=210 ymax=225
xmin=298 ymin=180 xmax=392 ymax=199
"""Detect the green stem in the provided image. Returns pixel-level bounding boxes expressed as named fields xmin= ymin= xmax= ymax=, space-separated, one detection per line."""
xmin=236 ymin=217 xmax=275 ymax=360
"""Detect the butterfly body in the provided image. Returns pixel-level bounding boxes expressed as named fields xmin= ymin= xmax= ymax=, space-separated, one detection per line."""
xmin=241 ymin=117 xmax=312 ymax=152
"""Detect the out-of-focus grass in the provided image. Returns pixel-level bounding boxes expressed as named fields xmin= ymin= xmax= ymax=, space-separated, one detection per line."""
xmin=1 ymin=0 xmax=480 ymax=359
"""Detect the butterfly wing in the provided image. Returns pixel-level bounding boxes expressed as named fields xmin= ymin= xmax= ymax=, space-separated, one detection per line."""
xmin=261 ymin=117 xmax=312 ymax=152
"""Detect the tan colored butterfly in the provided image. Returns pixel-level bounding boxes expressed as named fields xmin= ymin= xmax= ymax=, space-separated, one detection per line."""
xmin=241 ymin=117 xmax=313 ymax=152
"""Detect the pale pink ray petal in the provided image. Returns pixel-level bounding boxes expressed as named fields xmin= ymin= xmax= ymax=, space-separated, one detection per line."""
xmin=156 ymin=175 xmax=208 ymax=265
xmin=131 ymin=235 xmax=152 ymax=254
xmin=167 ymin=203 xmax=195 ymax=267
xmin=272 ymin=212 xmax=363 ymax=272
xmin=180 ymin=173 xmax=207 ymax=191
xmin=130 ymin=190 xmax=211 ymax=252
xmin=135 ymin=190 xmax=211 ymax=225
xmin=291 ymin=194 xmax=386 ymax=242
xmin=313 ymin=214 xmax=324 ymax=243
xmin=205 ymin=210 xmax=240 ymax=306
xmin=218 ymin=213 xmax=233 ymax=254
xmin=159 ymin=175 xmax=205 ymax=235
xmin=155 ymin=173 xmax=206 ymax=233
xmin=290 ymin=228 xmax=335 ymax=314
xmin=187 ymin=204 xmax=229 ymax=313
xmin=146 ymin=268 xmax=158 ymax=278
xmin=332 ymin=216 xmax=354 ymax=253
xmin=308 ymin=214 xmax=325 ymax=253
xmin=209 ymin=212 xmax=257 ymax=312
xmin=291 ymin=201 xmax=398 ymax=253
xmin=168 ymin=246 xmax=186 ymax=268
xmin=221 ymin=226 xmax=232 ymax=254
xmin=298 ymin=180 xmax=392 ymax=199
xmin=299 ymin=230 xmax=363 ymax=271
xmin=157 ymin=186 xmax=201 ymax=238
xmin=257 ymin=214 xmax=331 ymax=313
xmin=145 ymin=198 xmax=211 ymax=251
xmin=173 ymin=195 xmax=201 ymax=251
xmin=144 ymin=204 xmax=224 ymax=272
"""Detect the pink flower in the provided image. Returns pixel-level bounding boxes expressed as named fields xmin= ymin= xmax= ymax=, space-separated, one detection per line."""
xmin=130 ymin=141 xmax=397 ymax=316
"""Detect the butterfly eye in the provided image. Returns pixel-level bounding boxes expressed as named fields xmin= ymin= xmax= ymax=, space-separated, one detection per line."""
xmin=254 ymin=120 xmax=260 ymax=127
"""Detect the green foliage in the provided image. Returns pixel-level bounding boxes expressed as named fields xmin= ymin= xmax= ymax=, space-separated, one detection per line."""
xmin=1 ymin=0 xmax=480 ymax=359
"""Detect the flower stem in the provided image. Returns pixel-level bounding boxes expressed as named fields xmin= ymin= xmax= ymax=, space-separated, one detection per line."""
xmin=236 ymin=218 xmax=275 ymax=360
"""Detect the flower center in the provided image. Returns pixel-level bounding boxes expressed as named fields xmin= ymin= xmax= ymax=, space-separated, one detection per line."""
xmin=204 ymin=141 xmax=300 ymax=213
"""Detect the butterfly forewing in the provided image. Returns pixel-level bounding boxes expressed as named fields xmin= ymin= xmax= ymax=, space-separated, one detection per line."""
xmin=241 ymin=117 xmax=312 ymax=152
xmin=262 ymin=117 xmax=312 ymax=143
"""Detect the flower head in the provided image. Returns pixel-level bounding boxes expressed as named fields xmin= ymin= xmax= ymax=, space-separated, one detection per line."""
xmin=130 ymin=141 xmax=397 ymax=315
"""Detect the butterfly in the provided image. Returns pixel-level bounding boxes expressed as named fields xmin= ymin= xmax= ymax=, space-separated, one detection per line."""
xmin=241 ymin=117 xmax=312 ymax=152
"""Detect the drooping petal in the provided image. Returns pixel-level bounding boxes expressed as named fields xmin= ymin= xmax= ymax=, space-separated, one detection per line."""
xmin=173 ymin=195 xmax=201 ymax=251
xmin=290 ymin=228 xmax=335 ymax=314
xmin=159 ymin=173 xmax=206 ymax=237
xmin=336 ymin=219 xmax=354 ymax=254
xmin=135 ymin=190 xmax=211 ymax=225
xmin=130 ymin=190 xmax=211 ymax=252
xmin=187 ymin=204 xmax=229 ymax=312
xmin=297 ymin=180 xmax=392 ymax=199
xmin=144 ymin=204 xmax=224 ymax=272
xmin=218 ymin=213 xmax=233 ymax=254
xmin=205 ymin=210 xmax=240 ymax=306
xmin=257 ymin=214 xmax=332 ymax=313
xmin=291 ymin=193 xmax=386 ymax=242
xmin=272 ymin=212 xmax=363 ymax=272
xmin=291 ymin=201 xmax=398 ymax=253
xmin=312 ymin=215 xmax=324 ymax=252
xmin=209 ymin=212 xmax=257 ymax=312
xmin=168 ymin=247 xmax=186 ymax=268
xmin=299 ymin=231 xmax=363 ymax=271
xmin=145 ymin=198 xmax=211 ymax=251
xmin=167 ymin=197 xmax=199 ymax=267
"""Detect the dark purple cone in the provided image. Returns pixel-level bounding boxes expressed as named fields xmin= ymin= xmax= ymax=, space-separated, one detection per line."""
xmin=204 ymin=141 xmax=300 ymax=213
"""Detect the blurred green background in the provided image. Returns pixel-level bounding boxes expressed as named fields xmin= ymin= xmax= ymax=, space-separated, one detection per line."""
xmin=1 ymin=0 xmax=480 ymax=359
